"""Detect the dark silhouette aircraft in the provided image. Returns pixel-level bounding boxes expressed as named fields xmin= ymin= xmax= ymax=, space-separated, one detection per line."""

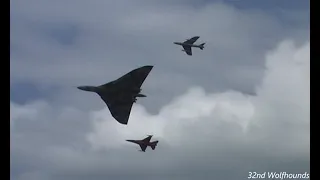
xmin=174 ymin=36 xmax=205 ymax=56
xmin=77 ymin=65 xmax=153 ymax=125
xmin=126 ymin=135 xmax=159 ymax=152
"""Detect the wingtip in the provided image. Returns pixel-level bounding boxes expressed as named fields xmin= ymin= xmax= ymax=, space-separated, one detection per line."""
xmin=139 ymin=65 xmax=154 ymax=71
xmin=143 ymin=65 xmax=154 ymax=69
xmin=116 ymin=119 xmax=128 ymax=125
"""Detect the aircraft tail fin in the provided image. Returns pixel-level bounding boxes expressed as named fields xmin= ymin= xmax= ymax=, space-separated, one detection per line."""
xmin=150 ymin=141 xmax=159 ymax=150
xmin=199 ymin=43 xmax=205 ymax=50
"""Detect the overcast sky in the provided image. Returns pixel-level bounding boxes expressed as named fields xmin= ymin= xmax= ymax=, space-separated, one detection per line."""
xmin=10 ymin=0 xmax=310 ymax=180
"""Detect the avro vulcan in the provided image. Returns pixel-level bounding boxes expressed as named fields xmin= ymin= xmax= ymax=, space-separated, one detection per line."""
xmin=77 ymin=65 xmax=153 ymax=125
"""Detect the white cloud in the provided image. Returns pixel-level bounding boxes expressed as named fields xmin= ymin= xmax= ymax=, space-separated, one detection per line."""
xmin=10 ymin=101 xmax=49 ymax=130
xmin=86 ymin=40 xmax=309 ymax=158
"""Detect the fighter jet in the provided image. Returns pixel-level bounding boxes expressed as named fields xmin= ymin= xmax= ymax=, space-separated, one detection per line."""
xmin=126 ymin=135 xmax=159 ymax=152
xmin=174 ymin=36 xmax=205 ymax=56
xmin=77 ymin=65 xmax=153 ymax=125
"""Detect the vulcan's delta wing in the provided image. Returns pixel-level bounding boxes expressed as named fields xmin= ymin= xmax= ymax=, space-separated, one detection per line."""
xmin=98 ymin=66 xmax=153 ymax=124
xmin=98 ymin=92 xmax=134 ymax=125
xmin=77 ymin=65 xmax=153 ymax=125
xmin=99 ymin=65 xmax=153 ymax=91
xmin=183 ymin=36 xmax=200 ymax=44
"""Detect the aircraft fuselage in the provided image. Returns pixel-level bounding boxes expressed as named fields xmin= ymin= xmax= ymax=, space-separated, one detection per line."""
xmin=126 ymin=140 xmax=147 ymax=145
xmin=77 ymin=85 xmax=146 ymax=103
xmin=126 ymin=140 xmax=150 ymax=149
xmin=173 ymin=42 xmax=202 ymax=48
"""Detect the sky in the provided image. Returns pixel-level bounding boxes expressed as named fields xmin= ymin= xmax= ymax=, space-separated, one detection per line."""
xmin=10 ymin=0 xmax=310 ymax=180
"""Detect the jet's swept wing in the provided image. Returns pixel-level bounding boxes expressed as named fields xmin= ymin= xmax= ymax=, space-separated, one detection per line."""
xmin=183 ymin=36 xmax=200 ymax=45
xmin=142 ymin=135 xmax=153 ymax=143
xmin=139 ymin=144 xmax=148 ymax=152
xmin=97 ymin=66 xmax=153 ymax=124
xmin=182 ymin=45 xmax=192 ymax=56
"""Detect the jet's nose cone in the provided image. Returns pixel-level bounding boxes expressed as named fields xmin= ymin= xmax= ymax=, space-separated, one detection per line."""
xmin=76 ymin=86 xmax=97 ymax=92
xmin=77 ymin=86 xmax=91 ymax=91
xmin=77 ymin=86 xmax=84 ymax=90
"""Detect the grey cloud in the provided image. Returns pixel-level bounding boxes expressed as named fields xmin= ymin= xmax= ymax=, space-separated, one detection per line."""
xmin=11 ymin=0 xmax=306 ymax=85
xmin=11 ymin=0 xmax=309 ymax=114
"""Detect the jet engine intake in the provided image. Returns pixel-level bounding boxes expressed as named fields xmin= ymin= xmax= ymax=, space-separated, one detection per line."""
xmin=136 ymin=94 xmax=146 ymax=97
xmin=131 ymin=94 xmax=146 ymax=103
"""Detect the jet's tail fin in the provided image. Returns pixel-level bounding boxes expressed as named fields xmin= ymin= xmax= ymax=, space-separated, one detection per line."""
xmin=150 ymin=141 xmax=159 ymax=150
xmin=199 ymin=43 xmax=205 ymax=50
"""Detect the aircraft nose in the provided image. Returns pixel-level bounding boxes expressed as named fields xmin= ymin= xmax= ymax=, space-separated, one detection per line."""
xmin=77 ymin=86 xmax=84 ymax=90
xmin=77 ymin=86 xmax=88 ymax=91
xmin=76 ymin=86 xmax=97 ymax=92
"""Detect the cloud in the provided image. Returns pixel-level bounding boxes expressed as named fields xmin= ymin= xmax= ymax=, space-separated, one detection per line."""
xmin=10 ymin=0 xmax=306 ymax=87
xmin=10 ymin=0 xmax=309 ymax=179
xmin=10 ymin=39 xmax=310 ymax=180
xmin=87 ymin=40 xmax=309 ymax=156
